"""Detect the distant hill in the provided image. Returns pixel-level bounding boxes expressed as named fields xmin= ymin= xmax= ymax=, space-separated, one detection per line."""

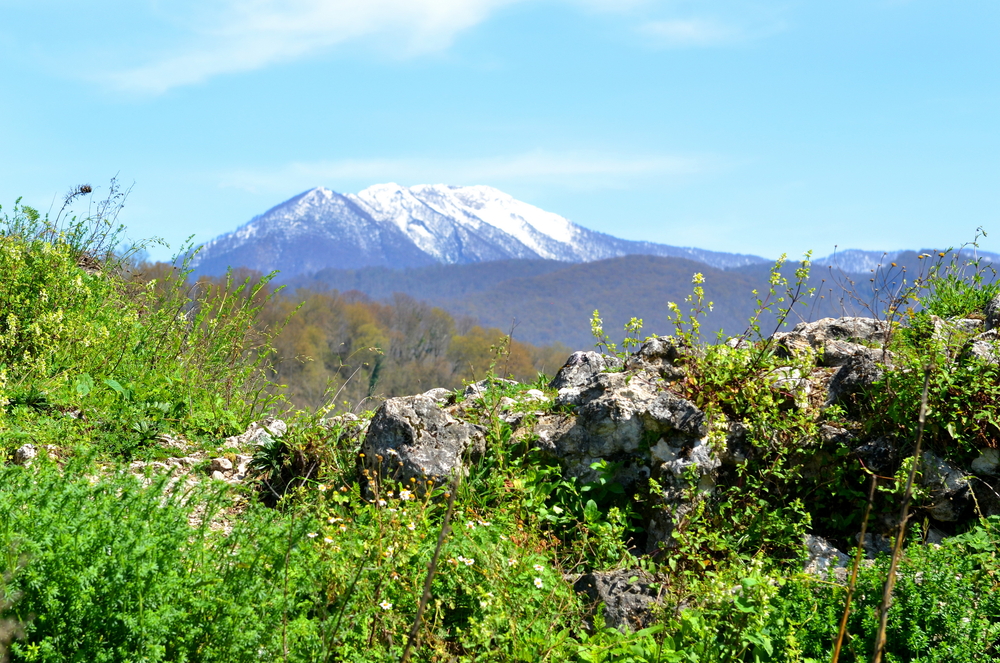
xmin=287 ymin=255 xmax=855 ymax=349
xmin=190 ymin=184 xmax=770 ymax=277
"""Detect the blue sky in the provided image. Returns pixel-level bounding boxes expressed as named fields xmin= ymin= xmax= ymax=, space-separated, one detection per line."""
xmin=2 ymin=0 xmax=998 ymax=261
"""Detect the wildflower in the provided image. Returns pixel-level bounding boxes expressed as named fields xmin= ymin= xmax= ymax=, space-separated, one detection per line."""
xmin=339 ymin=525 xmax=347 ymax=532
xmin=466 ymin=521 xmax=476 ymax=529
xmin=507 ymin=558 xmax=517 ymax=567
xmin=533 ymin=564 xmax=544 ymax=573
xmin=533 ymin=577 xmax=543 ymax=589
xmin=383 ymin=546 xmax=394 ymax=558
xmin=477 ymin=519 xmax=491 ymax=526
xmin=399 ymin=489 xmax=413 ymax=501
xmin=407 ymin=522 xmax=416 ymax=531
xmin=387 ymin=491 xmax=394 ymax=497
xmin=391 ymin=572 xmax=400 ymax=581
xmin=307 ymin=532 xmax=318 ymax=539
xmin=379 ymin=600 xmax=392 ymax=611
xmin=328 ymin=516 xmax=342 ymax=524
xmin=340 ymin=486 xmax=348 ymax=493
xmin=463 ymin=557 xmax=475 ymax=566
xmin=448 ymin=557 xmax=458 ymax=565
xmin=377 ymin=499 xmax=387 ymax=507
xmin=317 ymin=484 xmax=328 ymax=492
xmin=324 ymin=537 xmax=334 ymax=544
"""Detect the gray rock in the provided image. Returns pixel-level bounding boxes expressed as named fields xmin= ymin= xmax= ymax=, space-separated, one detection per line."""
xmin=931 ymin=316 xmax=984 ymax=346
xmin=971 ymin=448 xmax=1000 ymax=477
xmin=211 ymin=470 xmax=226 ymax=481
xmin=625 ymin=336 xmax=686 ymax=380
xmin=804 ymin=535 xmax=850 ymax=578
xmin=826 ymin=354 xmax=885 ymax=407
xmin=985 ymin=293 xmax=1000 ymax=331
xmin=361 ymin=395 xmax=485 ymax=490
xmin=573 ymin=569 xmax=660 ymax=632
xmin=646 ymin=436 xmax=720 ymax=551
xmin=210 ymin=457 xmax=233 ymax=473
xmin=222 ymin=417 xmax=287 ymax=449
xmin=791 ymin=317 xmax=892 ymax=346
xmin=853 ymin=437 xmax=899 ymax=475
xmin=421 ymin=387 xmax=453 ymax=404
xmin=767 ymin=366 xmax=812 ymax=408
xmin=12 ymin=444 xmax=37 ymax=466
xmin=550 ymin=351 xmax=624 ymax=403
xmin=775 ymin=317 xmax=891 ymax=367
xmin=919 ymin=451 xmax=971 ymax=522
xmin=962 ymin=331 xmax=1000 ymax=364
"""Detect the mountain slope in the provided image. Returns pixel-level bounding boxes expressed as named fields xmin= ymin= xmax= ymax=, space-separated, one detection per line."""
xmin=191 ymin=183 xmax=770 ymax=277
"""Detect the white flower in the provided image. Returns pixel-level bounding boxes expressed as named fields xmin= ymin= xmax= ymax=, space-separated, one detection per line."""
xmin=377 ymin=499 xmax=387 ymax=507
xmin=379 ymin=600 xmax=392 ymax=611
xmin=307 ymin=532 xmax=318 ymax=539
xmin=399 ymin=489 xmax=413 ymax=501
xmin=507 ymin=558 xmax=517 ymax=567
xmin=463 ymin=557 xmax=475 ymax=566
xmin=324 ymin=537 xmax=334 ymax=544
xmin=533 ymin=577 xmax=543 ymax=589
xmin=466 ymin=521 xmax=476 ymax=529
xmin=477 ymin=519 xmax=491 ymax=527
xmin=339 ymin=525 xmax=347 ymax=532
xmin=407 ymin=522 xmax=416 ymax=531
xmin=533 ymin=564 xmax=544 ymax=573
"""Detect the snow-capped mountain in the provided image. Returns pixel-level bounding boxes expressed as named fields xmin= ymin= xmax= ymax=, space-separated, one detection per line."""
xmin=190 ymin=183 xmax=770 ymax=277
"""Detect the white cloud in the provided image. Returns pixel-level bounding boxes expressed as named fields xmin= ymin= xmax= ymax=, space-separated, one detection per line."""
xmin=105 ymin=0 xmax=525 ymax=93
xmin=218 ymin=150 xmax=713 ymax=194
xmin=638 ymin=18 xmax=742 ymax=47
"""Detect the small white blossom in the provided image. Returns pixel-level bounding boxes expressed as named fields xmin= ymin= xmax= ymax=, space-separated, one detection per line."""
xmin=379 ymin=600 xmax=393 ymax=611
xmin=533 ymin=577 xmax=543 ymax=589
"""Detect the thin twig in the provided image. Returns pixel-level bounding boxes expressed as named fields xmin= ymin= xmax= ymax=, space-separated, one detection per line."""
xmin=400 ymin=474 xmax=460 ymax=663
xmin=832 ymin=472 xmax=877 ymax=663
xmin=871 ymin=364 xmax=931 ymax=663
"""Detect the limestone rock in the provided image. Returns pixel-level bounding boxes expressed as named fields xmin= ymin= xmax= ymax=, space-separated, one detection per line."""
xmin=210 ymin=457 xmax=233 ymax=473
xmin=573 ymin=569 xmax=660 ymax=632
xmin=12 ymin=444 xmax=37 ymax=466
xmin=962 ymin=331 xmax=1000 ymax=364
xmin=804 ymin=535 xmax=850 ymax=578
xmin=625 ymin=336 xmax=686 ymax=380
xmin=361 ymin=395 xmax=485 ymax=489
xmin=550 ymin=351 xmax=624 ymax=404
xmin=826 ymin=354 xmax=885 ymax=408
xmin=222 ymin=417 xmax=287 ymax=450
xmin=985 ymin=293 xmax=1000 ymax=331
xmin=971 ymin=448 xmax=1000 ymax=477
xmin=919 ymin=451 xmax=971 ymax=522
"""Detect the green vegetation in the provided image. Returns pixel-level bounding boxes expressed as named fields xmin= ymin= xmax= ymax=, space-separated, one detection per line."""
xmin=2 ymin=195 xmax=999 ymax=661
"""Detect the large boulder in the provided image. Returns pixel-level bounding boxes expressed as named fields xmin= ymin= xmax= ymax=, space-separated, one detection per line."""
xmin=361 ymin=395 xmax=485 ymax=491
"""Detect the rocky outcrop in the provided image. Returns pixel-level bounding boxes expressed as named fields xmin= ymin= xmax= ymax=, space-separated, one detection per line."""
xmin=361 ymin=395 xmax=486 ymax=490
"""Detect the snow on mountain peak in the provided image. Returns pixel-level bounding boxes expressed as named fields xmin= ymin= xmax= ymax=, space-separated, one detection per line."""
xmin=191 ymin=182 xmax=771 ymax=277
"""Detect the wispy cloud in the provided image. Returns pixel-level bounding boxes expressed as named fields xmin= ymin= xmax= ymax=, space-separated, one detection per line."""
xmin=218 ymin=150 xmax=714 ymax=194
xmin=105 ymin=0 xmax=525 ymax=94
xmin=638 ymin=18 xmax=743 ymax=47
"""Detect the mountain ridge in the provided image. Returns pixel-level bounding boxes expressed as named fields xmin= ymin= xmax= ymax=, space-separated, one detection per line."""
xmin=190 ymin=183 xmax=771 ymax=277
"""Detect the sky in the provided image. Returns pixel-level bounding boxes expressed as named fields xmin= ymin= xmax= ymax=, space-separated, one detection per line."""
xmin=1 ymin=0 xmax=998 ymax=262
